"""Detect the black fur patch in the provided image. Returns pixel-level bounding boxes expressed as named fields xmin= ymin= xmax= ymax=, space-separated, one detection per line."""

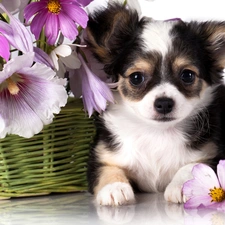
xmin=119 ymin=52 xmax=163 ymax=101
xmin=86 ymin=3 xmax=148 ymax=81
xmin=184 ymin=85 xmax=225 ymax=170
xmin=169 ymin=21 xmax=224 ymax=86
xmin=87 ymin=114 xmax=119 ymax=193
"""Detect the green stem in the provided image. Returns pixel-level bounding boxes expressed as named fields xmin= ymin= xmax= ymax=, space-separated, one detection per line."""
xmin=39 ymin=29 xmax=47 ymax=51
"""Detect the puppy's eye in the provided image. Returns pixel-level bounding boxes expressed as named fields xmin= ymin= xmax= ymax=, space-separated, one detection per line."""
xmin=180 ymin=69 xmax=196 ymax=84
xmin=129 ymin=72 xmax=145 ymax=86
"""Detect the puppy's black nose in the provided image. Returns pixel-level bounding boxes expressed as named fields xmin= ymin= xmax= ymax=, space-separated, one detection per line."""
xmin=154 ymin=98 xmax=174 ymax=114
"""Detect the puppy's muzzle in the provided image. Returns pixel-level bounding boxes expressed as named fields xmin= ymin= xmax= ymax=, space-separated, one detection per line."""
xmin=154 ymin=97 xmax=175 ymax=114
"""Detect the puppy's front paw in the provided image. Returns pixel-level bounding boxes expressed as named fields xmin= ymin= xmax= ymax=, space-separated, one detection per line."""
xmin=164 ymin=163 xmax=195 ymax=203
xmin=96 ymin=182 xmax=135 ymax=206
xmin=164 ymin=181 xmax=186 ymax=204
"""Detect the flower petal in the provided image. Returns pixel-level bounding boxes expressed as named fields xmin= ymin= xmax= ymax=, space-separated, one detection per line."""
xmin=0 ymin=35 xmax=10 ymax=61
xmin=192 ymin=163 xmax=220 ymax=189
xmin=18 ymin=63 xmax=68 ymax=115
xmin=34 ymin=47 xmax=54 ymax=69
xmin=0 ymin=53 xmax=34 ymax=83
xmin=56 ymin=59 xmax=67 ymax=78
xmin=60 ymin=53 xmax=81 ymax=69
xmin=54 ymin=45 xmax=72 ymax=57
xmin=184 ymin=196 xmax=214 ymax=209
xmin=0 ymin=57 xmax=67 ymax=138
xmin=24 ymin=1 xmax=47 ymax=22
xmin=71 ymin=63 xmax=98 ymax=116
xmin=207 ymin=201 xmax=225 ymax=211
xmin=61 ymin=3 xmax=88 ymax=28
xmin=75 ymin=0 xmax=93 ymax=7
xmin=81 ymin=70 xmax=98 ymax=116
xmin=0 ymin=3 xmax=33 ymax=53
xmin=74 ymin=54 xmax=114 ymax=116
xmin=183 ymin=178 xmax=212 ymax=199
xmin=0 ymin=114 xmax=5 ymax=133
xmin=50 ymin=50 xmax=59 ymax=71
xmin=182 ymin=163 xmax=224 ymax=210
xmin=45 ymin=14 xmax=60 ymax=45
xmin=0 ymin=20 xmax=13 ymax=36
xmin=58 ymin=11 xmax=78 ymax=40
xmin=19 ymin=60 xmax=56 ymax=81
xmin=30 ymin=9 xmax=48 ymax=41
xmin=80 ymin=54 xmax=114 ymax=103
xmin=0 ymin=94 xmax=48 ymax=138
xmin=217 ymin=160 xmax=225 ymax=190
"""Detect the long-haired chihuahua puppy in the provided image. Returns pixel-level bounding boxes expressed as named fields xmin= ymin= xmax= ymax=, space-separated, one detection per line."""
xmin=86 ymin=3 xmax=225 ymax=206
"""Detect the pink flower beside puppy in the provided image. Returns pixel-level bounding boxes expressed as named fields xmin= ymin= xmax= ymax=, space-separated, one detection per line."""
xmin=183 ymin=160 xmax=225 ymax=211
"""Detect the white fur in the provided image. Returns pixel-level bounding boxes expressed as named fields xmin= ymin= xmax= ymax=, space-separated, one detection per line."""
xmin=126 ymin=82 xmax=215 ymax=126
xmin=96 ymin=182 xmax=135 ymax=206
xmin=141 ymin=21 xmax=174 ymax=57
xmin=100 ymin=91 xmax=218 ymax=194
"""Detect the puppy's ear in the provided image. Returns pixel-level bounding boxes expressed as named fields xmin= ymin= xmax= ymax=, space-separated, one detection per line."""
xmin=194 ymin=21 xmax=225 ymax=68
xmin=86 ymin=3 xmax=146 ymax=80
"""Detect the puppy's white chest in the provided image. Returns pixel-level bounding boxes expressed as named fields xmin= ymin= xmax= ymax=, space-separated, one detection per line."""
xmin=111 ymin=122 xmax=189 ymax=192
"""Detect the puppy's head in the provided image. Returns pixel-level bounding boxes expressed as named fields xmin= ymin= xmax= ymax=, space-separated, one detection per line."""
xmin=86 ymin=3 xmax=225 ymax=125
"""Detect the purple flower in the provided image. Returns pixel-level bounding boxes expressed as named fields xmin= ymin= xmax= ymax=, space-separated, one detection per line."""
xmin=0 ymin=52 xmax=68 ymax=138
xmin=0 ymin=3 xmax=33 ymax=56
xmin=0 ymin=3 xmax=54 ymax=67
xmin=70 ymin=53 xmax=114 ymax=117
xmin=24 ymin=0 xmax=92 ymax=45
xmin=34 ymin=47 xmax=55 ymax=69
xmin=0 ymin=34 xmax=10 ymax=61
xmin=183 ymin=160 xmax=225 ymax=211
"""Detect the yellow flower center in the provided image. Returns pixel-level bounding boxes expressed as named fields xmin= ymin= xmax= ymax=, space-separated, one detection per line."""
xmin=209 ymin=187 xmax=225 ymax=202
xmin=6 ymin=78 xmax=19 ymax=95
xmin=47 ymin=0 xmax=61 ymax=14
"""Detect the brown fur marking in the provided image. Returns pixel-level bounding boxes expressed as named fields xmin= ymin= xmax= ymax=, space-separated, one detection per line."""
xmin=94 ymin=166 xmax=129 ymax=195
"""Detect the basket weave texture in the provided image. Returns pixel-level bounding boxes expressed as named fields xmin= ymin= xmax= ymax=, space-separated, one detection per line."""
xmin=0 ymin=98 xmax=95 ymax=199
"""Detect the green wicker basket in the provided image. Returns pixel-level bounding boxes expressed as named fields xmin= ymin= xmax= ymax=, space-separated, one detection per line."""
xmin=0 ymin=98 xmax=95 ymax=199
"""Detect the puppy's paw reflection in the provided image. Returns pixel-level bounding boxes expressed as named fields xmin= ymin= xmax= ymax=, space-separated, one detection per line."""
xmin=96 ymin=205 xmax=135 ymax=224
xmin=164 ymin=201 xmax=184 ymax=222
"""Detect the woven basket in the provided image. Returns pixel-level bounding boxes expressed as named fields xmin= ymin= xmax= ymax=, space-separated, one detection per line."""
xmin=0 ymin=98 xmax=95 ymax=199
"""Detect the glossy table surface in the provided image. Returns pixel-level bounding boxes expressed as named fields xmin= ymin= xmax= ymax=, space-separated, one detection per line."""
xmin=0 ymin=192 xmax=223 ymax=225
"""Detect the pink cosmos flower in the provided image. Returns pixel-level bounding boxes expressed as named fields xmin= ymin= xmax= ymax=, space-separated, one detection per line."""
xmin=183 ymin=160 xmax=225 ymax=211
xmin=24 ymin=0 xmax=92 ymax=45
xmin=0 ymin=52 xmax=68 ymax=138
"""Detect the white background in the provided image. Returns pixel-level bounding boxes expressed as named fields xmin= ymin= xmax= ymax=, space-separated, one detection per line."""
xmin=88 ymin=0 xmax=225 ymax=22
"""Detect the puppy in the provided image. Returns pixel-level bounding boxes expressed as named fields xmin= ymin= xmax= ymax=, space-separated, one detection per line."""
xmin=86 ymin=3 xmax=225 ymax=206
